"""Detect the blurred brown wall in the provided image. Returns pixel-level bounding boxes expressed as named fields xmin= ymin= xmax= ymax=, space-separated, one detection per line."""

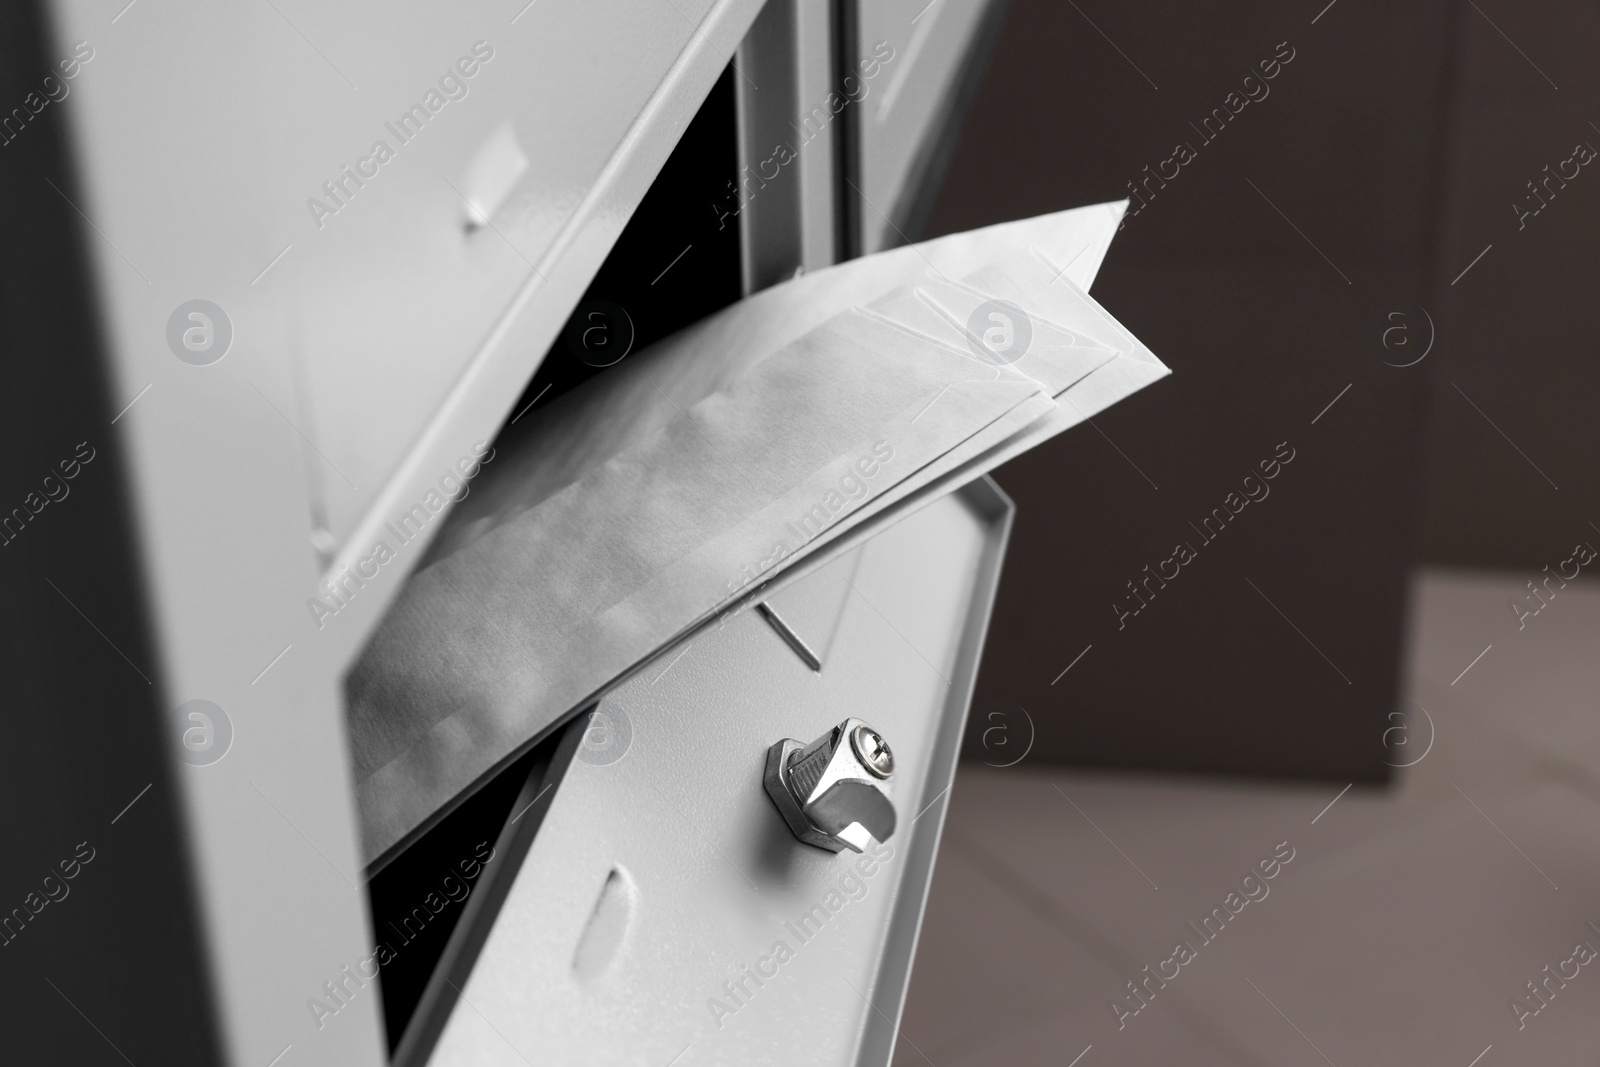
xmin=1418 ymin=1 xmax=1600 ymax=568
xmin=931 ymin=0 xmax=1465 ymax=779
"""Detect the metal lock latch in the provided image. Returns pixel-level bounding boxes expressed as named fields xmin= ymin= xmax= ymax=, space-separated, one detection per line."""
xmin=764 ymin=718 xmax=897 ymax=853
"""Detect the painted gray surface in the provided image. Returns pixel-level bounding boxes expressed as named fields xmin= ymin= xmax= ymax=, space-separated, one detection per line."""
xmin=429 ymin=480 xmax=1012 ymax=1066
xmin=735 ymin=0 xmax=839 ymax=292
xmin=852 ymin=0 xmax=1000 ymax=255
xmin=38 ymin=2 xmax=767 ymax=1062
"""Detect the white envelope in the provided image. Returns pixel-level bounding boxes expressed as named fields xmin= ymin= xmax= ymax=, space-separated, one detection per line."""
xmin=347 ymin=201 xmax=1170 ymax=865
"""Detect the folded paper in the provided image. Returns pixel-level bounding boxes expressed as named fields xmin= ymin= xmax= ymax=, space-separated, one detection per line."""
xmin=347 ymin=201 xmax=1170 ymax=864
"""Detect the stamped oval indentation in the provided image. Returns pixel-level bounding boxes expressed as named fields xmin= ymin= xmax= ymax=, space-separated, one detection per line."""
xmin=572 ymin=866 xmax=636 ymax=982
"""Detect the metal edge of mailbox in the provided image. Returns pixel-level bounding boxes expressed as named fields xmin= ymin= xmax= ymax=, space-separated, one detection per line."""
xmin=394 ymin=715 xmax=591 ymax=1067
xmin=891 ymin=0 xmax=1015 ymax=249
xmin=854 ymin=473 xmax=1014 ymax=1067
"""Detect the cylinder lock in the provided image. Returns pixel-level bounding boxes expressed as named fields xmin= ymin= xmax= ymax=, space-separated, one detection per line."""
xmin=764 ymin=718 xmax=897 ymax=853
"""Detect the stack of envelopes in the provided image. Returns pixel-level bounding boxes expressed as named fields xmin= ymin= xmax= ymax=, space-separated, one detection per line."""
xmin=348 ymin=201 xmax=1170 ymax=864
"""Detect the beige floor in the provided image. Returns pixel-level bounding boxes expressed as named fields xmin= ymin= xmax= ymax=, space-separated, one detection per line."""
xmin=896 ymin=569 xmax=1600 ymax=1066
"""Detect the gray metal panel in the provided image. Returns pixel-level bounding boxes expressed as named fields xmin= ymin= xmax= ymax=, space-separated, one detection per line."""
xmin=38 ymin=2 xmax=767 ymax=1062
xmin=427 ymin=478 xmax=1013 ymax=1066
xmin=736 ymin=0 xmax=840 ymax=292
xmin=850 ymin=476 xmax=1012 ymax=1067
xmin=850 ymin=0 xmax=1002 ymax=254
